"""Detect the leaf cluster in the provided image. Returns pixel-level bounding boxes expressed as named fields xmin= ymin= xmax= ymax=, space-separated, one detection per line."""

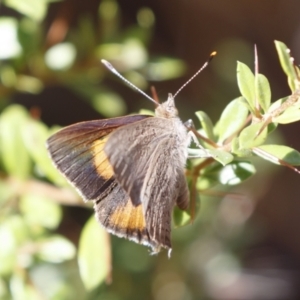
xmin=175 ymin=41 xmax=300 ymax=226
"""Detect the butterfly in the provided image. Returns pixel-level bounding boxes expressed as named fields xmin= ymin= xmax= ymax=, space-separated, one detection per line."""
xmin=46 ymin=54 xmax=215 ymax=255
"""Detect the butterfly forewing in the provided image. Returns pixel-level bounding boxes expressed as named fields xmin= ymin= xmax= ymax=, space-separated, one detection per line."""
xmin=47 ymin=115 xmax=150 ymax=202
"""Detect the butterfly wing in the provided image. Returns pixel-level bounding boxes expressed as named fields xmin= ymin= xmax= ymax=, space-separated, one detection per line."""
xmin=47 ymin=115 xmax=150 ymax=202
xmin=47 ymin=115 xmax=159 ymax=249
xmin=104 ymin=117 xmax=184 ymax=206
xmin=143 ymin=137 xmax=189 ymax=249
xmin=104 ymin=117 xmax=190 ymax=250
xmin=93 ymin=181 xmax=156 ymax=248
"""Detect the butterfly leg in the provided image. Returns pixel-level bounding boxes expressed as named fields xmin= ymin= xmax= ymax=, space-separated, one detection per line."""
xmin=184 ymin=119 xmax=212 ymax=159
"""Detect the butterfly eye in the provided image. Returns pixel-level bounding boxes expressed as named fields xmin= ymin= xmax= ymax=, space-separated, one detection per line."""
xmin=167 ymin=106 xmax=178 ymax=115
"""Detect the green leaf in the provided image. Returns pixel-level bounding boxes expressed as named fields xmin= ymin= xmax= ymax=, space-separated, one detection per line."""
xmin=0 ymin=278 xmax=8 ymax=299
xmin=20 ymin=194 xmax=62 ymax=230
xmin=92 ymin=92 xmax=126 ymax=117
xmin=273 ymin=104 xmax=300 ymax=124
xmin=196 ymin=162 xmax=222 ymax=190
xmin=196 ymin=175 xmax=218 ymax=191
xmin=239 ymin=122 xmax=267 ymax=149
xmin=0 ymin=17 xmax=22 ymax=59
xmin=0 ymin=105 xmax=31 ymax=179
xmin=218 ymin=161 xmax=256 ymax=185
xmin=18 ymin=18 xmax=41 ymax=58
xmin=237 ymin=62 xmax=256 ymax=112
xmin=97 ymin=39 xmax=148 ymax=70
xmin=0 ymin=65 xmax=17 ymax=88
xmin=195 ymin=111 xmax=215 ymax=141
xmin=275 ymin=40 xmax=298 ymax=92
xmin=231 ymin=136 xmax=240 ymax=154
xmin=145 ymin=57 xmax=186 ymax=81
xmin=0 ymin=180 xmax=15 ymax=206
xmin=125 ymin=70 xmax=148 ymax=90
xmin=0 ymin=225 xmax=16 ymax=275
xmin=267 ymin=122 xmax=278 ymax=134
xmin=10 ymin=273 xmax=41 ymax=300
xmin=215 ymin=98 xmax=249 ymax=143
xmin=255 ymin=73 xmax=271 ymax=113
xmin=138 ymin=108 xmax=155 ymax=116
xmin=199 ymin=161 xmax=255 ymax=186
xmin=0 ymin=216 xmax=29 ymax=275
xmin=22 ymin=119 xmax=67 ymax=186
xmin=173 ymin=207 xmax=192 ymax=227
xmin=268 ymin=97 xmax=287 ymax=113
xmin=206 ymin=149 xmax=234 ymax=166
xmin=45 ymin=43 xmax=76 ymax=70
xmin=78 ymin=216 xmax=111 ymax=290
xmin=37 ymin=235 xmax=76 ymax=263
xmin=16 ymin=75 xmax=43 ymax=94
xmin=232 ymin=147 xmax=253 ymax=158
xmin=253 ymin=145 xmax=300 ymax=166
xmin=4 ymin=0 xmax=48 ymax=21
xmin=98 ymin=0 xmax=119 ymax=23
xmin=136 ymin=7 xmax=155 ymax=29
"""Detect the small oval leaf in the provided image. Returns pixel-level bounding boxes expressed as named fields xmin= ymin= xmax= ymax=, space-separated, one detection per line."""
xmin=37 ymin=235 xmax=76 ymax=263
xmin=237 ymin=62 xmax=256 ymax=111
xmin=78 ymin=216 xmax=111 ymax=290
xmin=275 ymin=41 xmax=297 ymax=92
xmin=0 ymin=105 xmax=31 ymax=178
xmin=20 ymin=194 xmax=62 ymax=229
xmin=219 ymin=161 xmax=256 ymax=185
xmin=173 ymin=207 xmax=192 ymax=227
xmin=255 ymin=73 xmax=271 ymax=113
xmin=207 ymin=149 xmax=234 ymax=166
xmin=145 ymin=57 xmax=186 ymax=81
xmin=195 ymin=111 xmax=215 ymax=141
xmin=92 ymin=92 xmax=126 ymax=117
xmin=4 ymin=0 xmax=48 ymax=21
xmin=268 ymin=97 xmax=287 ymax=113
xmin=215 ymin=98 xmax=249 ymax=143
xmin=273 ymin=105 xmax=300 ymax=124
xmin=239 ymin=122 xmax=267 ymax=149
xmin=254 ymin=145 xmax=300 ymax=166
xmin=23 ymin=119 xmax=67 ymax=186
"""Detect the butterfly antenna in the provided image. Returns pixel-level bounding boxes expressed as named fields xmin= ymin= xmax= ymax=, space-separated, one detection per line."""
xmin=101 ymin=59 xmax=157 ymax=105
xmin=173 ymin=51 xmax=217 ymax=98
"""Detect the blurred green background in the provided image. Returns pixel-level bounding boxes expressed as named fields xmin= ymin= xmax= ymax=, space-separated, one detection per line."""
xmin=1 ymin=0 xmax=300 ymax=299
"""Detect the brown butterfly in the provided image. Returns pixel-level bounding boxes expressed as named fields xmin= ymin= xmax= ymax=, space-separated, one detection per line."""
xmin=46 ymin=54 xmax=215 ymax=255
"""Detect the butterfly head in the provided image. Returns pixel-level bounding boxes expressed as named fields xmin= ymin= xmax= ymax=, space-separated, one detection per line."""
xmin=155 ymin=94 xmax=179 ymax=119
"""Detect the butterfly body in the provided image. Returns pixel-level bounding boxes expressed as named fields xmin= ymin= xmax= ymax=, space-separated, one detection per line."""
xmin=47 ymin=94 xmax=190 ymax=254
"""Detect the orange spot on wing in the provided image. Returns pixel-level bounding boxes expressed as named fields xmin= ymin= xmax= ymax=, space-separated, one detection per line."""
xmin=111 ymin=198 xmax=146 ymax=231
xmin=92 ymin=137 xmax=114 ymax=179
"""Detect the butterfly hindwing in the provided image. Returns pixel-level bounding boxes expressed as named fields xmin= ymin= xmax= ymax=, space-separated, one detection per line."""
xmin=93 ymin=182 xmax=157 ymax=249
